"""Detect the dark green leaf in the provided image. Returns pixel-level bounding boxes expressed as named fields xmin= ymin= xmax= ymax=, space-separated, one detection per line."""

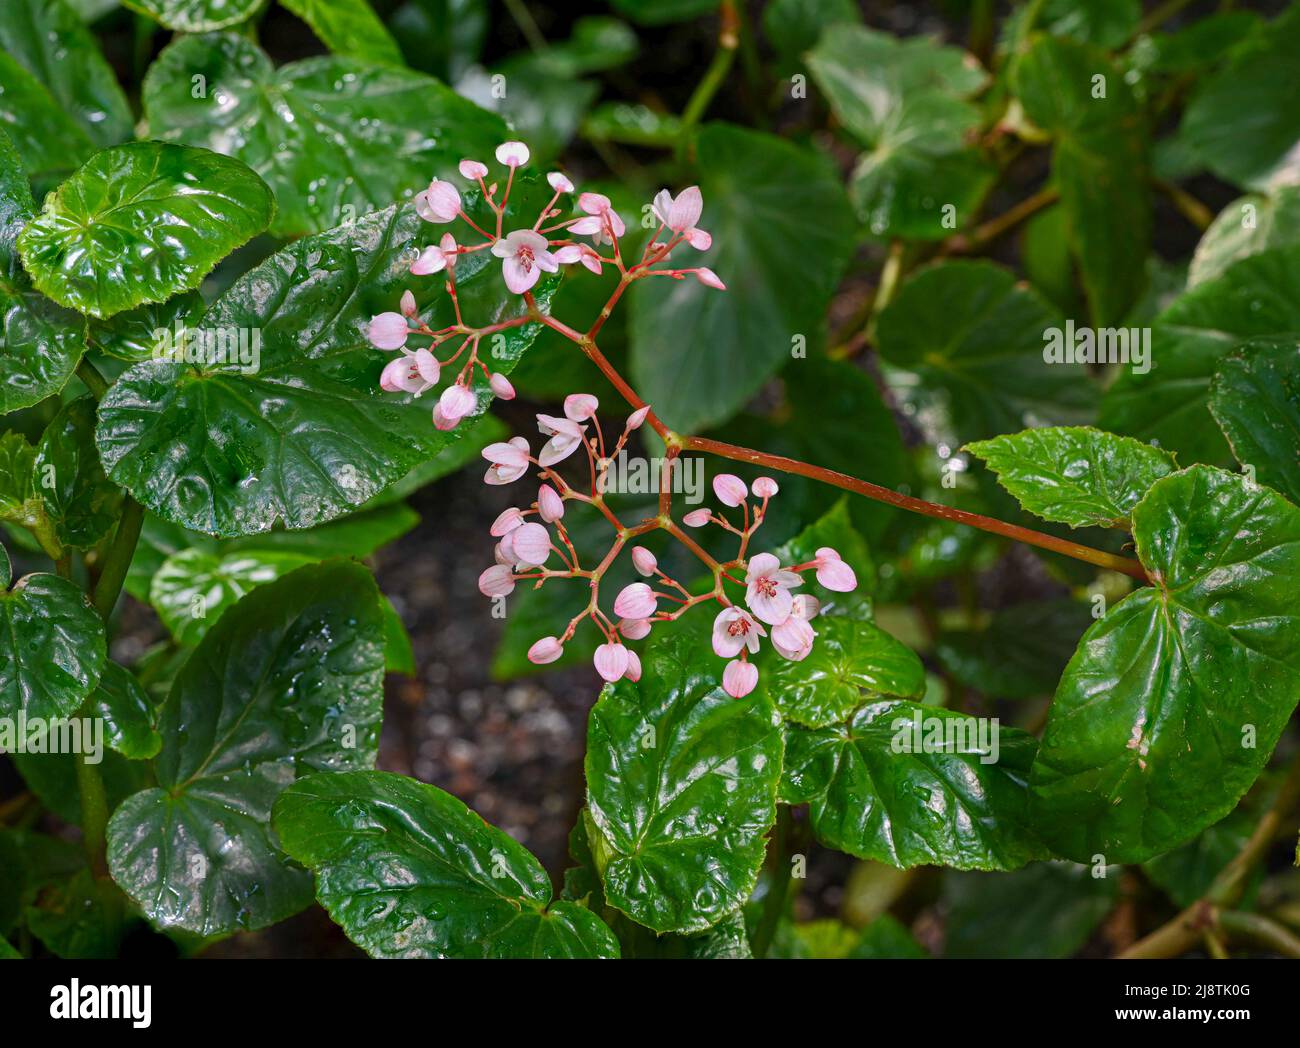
xmin=93 ymin=661 xmax=161 ymax=760
xmin=280 ymin=0 xmax=403 ymax=66
xmin=609 ymin=0 xmax=716 ymax=25
xmin=1189 ymin=187 xmax=1300 ymax=288
xmin=33 ymin=396 xmax=123 ymax=550
xmin=106 ymin=561 xmax=386 ymax=935
xmin=87 ymin=292 xmax=205 ymax=363
xmin=1209 ymin=339 xmax=1300 ymax=504
xmin=762 ymin=0 xmax=859 ymax=61
xmin=25 ymin=869 xmax=131 ymax=958
xmin=272 ymin=770 xmax=620 ymax=958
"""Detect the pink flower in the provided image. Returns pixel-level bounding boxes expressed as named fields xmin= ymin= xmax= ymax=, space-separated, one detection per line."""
xmin=379 ymin=348 xmax=439 ymax=395
xmin=626 ymin=405 xmax=651 ymax=430
xmin=684 ymin=228 xmax=712 ymax=250
xmin=509 ymin=522 xmax=551 ymax=567
xmin=547 ymin=171 xmax=574 ymax=193
xmin=492 ymin=229 xmax=559 ymax=294
xmin=614 ymin=582 xmax=657 ymax=620
xmin=752 ymin=477 xmax=779 ymax=498
xmin=432 ymin=404 xmax=458 ymax=430
xmin=631 ymin=546 xmax=657 ymax=577
xmin=478 ymin=564 xmax=516 ymax=597
xmin=652 ymin=186 xmax=703 ymax=233
xmin=537 ymin=483 xmax=564 ymax=522
xmin=411 ymin=244 xmax=448 ymax=275
xmin=771 ymin=616 xmax=815 ymax=662
xmin=496 ymin=141 xmax=531 ymax=167
xmin=460 ymin=159 xmax=488 ymax=179
xmin=683 ymin=508 xmax=712 ymax=527
xmin=723 ymin=659 xmax=758 ymax=699
xmin=695 ymin=268 xmax=725 ymax=290
xmin=528 ymin=636 xmax=564 ymax=664
xmin=536 ymin=413 xmax=586 ymax=466
xmin=620 ymin=618 xmax=652 ymax=640
xmin=490 ymin=507 xmax=525 ymax=536
xmin=554 ymin=244 xmax=603 ymax=275
xmin=441 ymin=233 xmax=458 ymax=267
xmin=625 ymin=649 xmax=642 ymax=683
xmin=593 ymin=642 xmax=630 ymax=683
xmin=489 ymin=372 xmax=516 ymax=400
xmin=572 ymin=193 xmax=626 ymax=244
xmin=415 ymin=179 xmax=460 ymax=223
xmin=482 ymin=437 xmax=531 ymax=485
xmin=712 ymin=606 xmax=765 ymax=658
xmin=368 ymin=312 xmax=409 ymax=350
xmin=814 ymin=547 xmax=857 ymax=592
xmin=438 ymin=383 xmax=477 ymax=426
xmin=564 ymin=393 xmax=599 ymax=421
xmin=745 ymin=552 xmax=802 ymax=625
xmin=712 ymin=473 xmax=748 ymax=508
xmin=400 ymin=290 xmax=417 ymax=317
xmin=791 ymin=594 xmax=821 ymax=620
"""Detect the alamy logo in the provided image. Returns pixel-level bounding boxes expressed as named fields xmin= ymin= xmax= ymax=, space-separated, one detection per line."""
xmin=49 ymin=980 xmax=151 ymax=1028
xmin=890 ymin=709 xmax=1001 ymax=765
xmin=596 ymin=450 xmax=705 ymax=503
xmin=1042 ymin=320 xmax=1151 ymax=374
xmin=152 ymin=321 xmax=261 ymax=374
xmin=0 ymin=714 xmax=102 ymax=764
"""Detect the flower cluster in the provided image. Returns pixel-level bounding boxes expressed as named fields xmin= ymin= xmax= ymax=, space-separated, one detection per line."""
xmin=367 ymin=139 xmax=724 ymax=430
xmin=474 ymin=395 xmax=858 ymax=698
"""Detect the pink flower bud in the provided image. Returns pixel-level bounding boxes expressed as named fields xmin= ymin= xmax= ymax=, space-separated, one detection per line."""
xmin=614 ymin=582 xmax=657 ymax=620
xmin=379 ymin=357 xmax=412 ymax=393
xmin=712 ymin=473 xmax=748 ymax=507
xmin=416 ymin=179 xmax=460 ymax=223
xmin=496 ymin=141 xmax=530 ymax=168
xmin=814 ymin=547 xmax=857 ymax=592
xmin=695 ymin=267 xmax=725 ymax=290
xmin=547 ymin=171 xmax=574 ymax=193
xmin=368 ymin=312 xmax=408 ymax=350
xmin=684 ymin=227 xmax=712 ymax=250
xmin=683 ymin=508 xmax=712 ymax=528
xmin=753 ymin=476 xmax=779 ymax=498
xmin=412 ymin=348 xmax=439 ymax=385
xmin=482 ymin=436 xmax=530 ymax=485
xmin=527 ymin=636 xmax=564 ymax=665
xmin=624 ymin=649 xmax=642 ymax=683
xmin=771 ymin=616 xmax=815 ymax=662
xmin=510 ymin=522 xmax=551 ymax=567
xmin=400 ymin=290 xmax=417 ymax=317
xmin=489 ymin=372 xmax=516 ymax=400
xmin=631 ymin=546 xmax=657 ymax=577
xmin=537 ymin=483 xmax=564 ymax=522
xmin=490 ymin=507 xmax=525 ymax=536
xmin=432 ymin=404 xmax=458 ymax=430
xmin=593 ymin=642 xmax=630 ymax=683
xmin=411 ymin=245 xmax=446 ymax=275
xmin=564 ymin=393 xmax=599 ymax=421
xmin=478 ymin=564 xmax=516 ymax=597
xmin=722 ymin=659 xmax=758 ymax=699
xmin=459 ymin=159 xmax=488 ymax=180
xmin=791 ymin=594 xmax=821 ymax=621
xmin=579 ymin=192 xmax=611 ymax=215
xmin=620 ymin=618 xmax=652 ymax=640
xmin=439 ymin=383 xmax=476 ymax=422
xmin=440 ymin=233 xmax=458 ymax=267
xmin=626 ymin=405 xmax=651 ymax=431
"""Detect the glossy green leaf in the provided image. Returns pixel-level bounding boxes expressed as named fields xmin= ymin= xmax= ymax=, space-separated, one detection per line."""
xmin=1189 ymin=186 xmax=1300 ymax=288
xmin=273 ymin=770 xmax=620 ymax=958
xmin=87 ymin=292 xmax=205 ymax=363
xmin=1180 ymin=5 xmax=1300 ymax=191
xmin=1100 ymin=245 xmax=1300 ymax=465
xmin=33 ymin=396 xmax=123 ymax=550
xmin=106 ymin=561 xmax=386 ymax=935
xmin=0 ymin=50 xmax=93 ymax=183
xmin=965 ymin=426 xmax=1178 ymax=530
xmin=1014 ymin=36 xmax=1150 ymax=325
xmin=0 ymin=571 xmax=105 ymax=722
xmin=585 ymin=630 xmax=784 ymax=933
xmin=96 ymin=186 xmax=552 ymax=537
xmin=0 ymin=128 xmax=86 ymax=412
xmin=1141 ymin=793 xmax=1263 ymax=909
xmin=1208 ymin=340 xmax=1300 ymax=504
xmin=141 ymin=32 xmax=507 ymax=237
xmin=381 ymin=595 xmax=415 ymax=676
xmin=807 ymin=25 xmax=993 ymax=239
xmin=942 ymin=862 xmax=1117 ymax=958
xmin=279 ymin=0 xmax=403 ymax=66
xmin=92 ymin=661 xmax=161 ymax=760
xmin=877 ymin=261 xmax=1097 ymax=445
xmin=122 ymin=0 xmax=263 ymax=31
xmin=17 ymin=143 xmax=275 ymax=319
xmin=629 ymin=122 xmax=855 ymax=434
xmin=150 ymin=547 xmax=316 ymax=646
xmin=782 ymin=700 xmax=1044 ymax=869
xmin=764 ymin=618 xmax=923 ymax=729
xmin=0 ymin=431 xmax=58 ymax=556
xmin=771 ymin=498 xmax=874 ymax=621
xmin=1029 ymin=466 xmax=1300 ymax=863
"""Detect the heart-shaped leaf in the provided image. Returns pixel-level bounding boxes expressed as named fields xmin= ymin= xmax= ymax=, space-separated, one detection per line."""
xmin=122 ymin=0 xmax=263 ymax=31
xmin=272 ymin=770 xmax=620 ymax=958
xmin=584 ymin=630 xmax=784 ymax=933
xmin=629 ymin=122 xmax=856 ymax=435
xmin=0 ymin=572 xmax=105 ymax=723
xmin=781 ymin=700 xmax=1044 ymax=870
xmin=96 ymin=184 xmax=553 ymax=537
xmin=965 ymin=426 xmax=1178 ymax=530
xmin=92 ymin=661 xmax=161 ymax=760
xmin=106 ymin=560 xmax=386 ymax=935
xmin=17 ymin=142 xmax=275 ymax=319
xmin=1209 ymin=339 xmax=1300 ymax=504
xmin=141 ymin=31 xmax=507 ymax=237
xmin=1029 ymin=466 xmax=1300 ymax=863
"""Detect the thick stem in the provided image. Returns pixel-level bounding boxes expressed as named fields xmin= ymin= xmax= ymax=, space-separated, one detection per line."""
xmin=686 ymin=436 xmax=1150 ymax=581
xmin=74 ymin=714 xmax=109 ymax=878
xmin=93 ymin=497 xmax=144 ymax=623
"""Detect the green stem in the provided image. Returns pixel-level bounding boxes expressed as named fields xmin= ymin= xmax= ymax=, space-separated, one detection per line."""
xmin=93 ymin=497 xmax=144 ymax=623
xmin=751 ymin=806 xmax=793 ymax=959
xmin=75 ymin=717 xmax=109 ymax=878
xmin=76 ymin=358 xmax=109 ymax=400
xmin=678 ymin=1 xmax=739 ymax=150
xmin=1218 ymin=911 xmax=1300 ymax=958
